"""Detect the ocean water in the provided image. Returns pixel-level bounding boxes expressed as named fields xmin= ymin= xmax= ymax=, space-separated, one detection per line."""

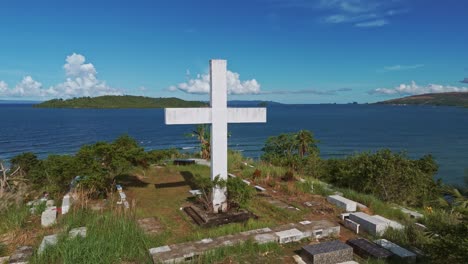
xmin=0 ymin=104 xmax=467 ymax=185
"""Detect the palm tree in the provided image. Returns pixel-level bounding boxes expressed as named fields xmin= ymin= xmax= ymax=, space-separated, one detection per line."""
xmin=295 ymin=130 xmax=318 ymax=158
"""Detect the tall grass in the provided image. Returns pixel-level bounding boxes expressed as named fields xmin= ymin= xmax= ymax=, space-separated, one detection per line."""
xmin=30 ymin=209 xmax=153 ymax=264
xmin=0 ymin=204 xmax=30 ymax=234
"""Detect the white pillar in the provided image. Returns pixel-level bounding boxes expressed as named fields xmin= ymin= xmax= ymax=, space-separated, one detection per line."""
xmin=210 ymin=59 xmax=228 ymax=213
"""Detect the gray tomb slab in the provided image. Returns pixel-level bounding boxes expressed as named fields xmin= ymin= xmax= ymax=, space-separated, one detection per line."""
xmin=149 ymin=245 xmax=171 ymax=255
xmin=374 ymin=239 xmax=416 ymax=261
xmin=301 ymin=240 xmax=353 ymax=264
xmin=9 ymin=246 xmax=34 ymax=264
xmin=372 ymin=215 xmax=404 ymax=231
xmin=344 ymin=218 xmax=360 ymax=234
xmin=327 ymin=195 xmax=357 ymax=212
xmin=41 ymin=206 xmax=57 ymax=227
xmin=349 ymin=212 xmax=387 ymax=236
xmin=38 ymin=234 xmax=58 ymax=254
xmin=69 ymin=227 xmax=87 ymax=238
xmin=254 ymin=233 xmax=278 ymax=244
xmin=275 ymin=228 xmax=303 ymax=244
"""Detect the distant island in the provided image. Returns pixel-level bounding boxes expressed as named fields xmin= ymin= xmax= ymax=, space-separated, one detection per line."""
xmin=34 ymin=95 xmax=207 ymax=109
xmin=377 ymin=92 xmax=468 ymax=108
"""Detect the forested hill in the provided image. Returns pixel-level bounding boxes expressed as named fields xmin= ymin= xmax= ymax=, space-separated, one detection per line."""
xmin=34 ymin=95 xmax=208 ymax=108
xmin=376 ymin=92 xmax=468 ymax=107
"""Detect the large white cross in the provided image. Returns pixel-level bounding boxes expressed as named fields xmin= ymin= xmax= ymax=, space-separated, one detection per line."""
xmin=165 ymin=60 xmax=267 ymax=213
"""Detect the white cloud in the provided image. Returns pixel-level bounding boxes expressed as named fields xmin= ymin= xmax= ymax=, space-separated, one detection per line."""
xmin=0 ymin=81 xmax=8 ymax=93
xmin=382 ymin=64 xmax=424 ymax=72
xmin=355 ymin=19 xmax=388 ymax=27
xmin=0 ymin=53 xmax=122 ymax=98
xmin=371 ymin=81 xmax=468 ymax=95
xmin=170 ymin=70 xmax=261 ymax=95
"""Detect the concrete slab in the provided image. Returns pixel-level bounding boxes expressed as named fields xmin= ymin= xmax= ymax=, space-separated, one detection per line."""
xmin=327 ymin=195 xmax=357 ymax=212
xmin=149 ymin=245 xmax=171 ymax=255
xmin=372 ymin=215 xmax=404 ymax=231
xmin=254 ymin=233 xmax=278 ymax=244
xmin=275 ymin=228 xmax=303 ymax=244
xmin=374 ymin=239 xmax=416 ymax=260
xmin=344 ymin=218 xmax=360 ymax=234
xmin=349 ymin=212 xmax=387 ymax=235
xmin=9 ymin=246 xmax=33 ymax=264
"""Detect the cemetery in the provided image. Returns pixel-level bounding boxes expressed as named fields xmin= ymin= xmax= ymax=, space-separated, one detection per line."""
xmin=0 ymin=59 xmax=464 ymax=263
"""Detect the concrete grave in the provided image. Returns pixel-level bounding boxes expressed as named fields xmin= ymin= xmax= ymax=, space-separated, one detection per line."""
xmin=344 ymin=218 xmax=360 ymax=234
xmin=374 ymin=239 xmax=416 ymax=262
xmin=38 ymin=234 xmax=58 ymax=254
xmin=327 ymin=195 xmax=357 ymax=212
xmin=41 ymin=206 xmax=57 ymax=227
xmin=254 ymin=233 xmax=278 ymax=244
xmin=9 ymin=246 xmax=34 ymax=264
xmin=149 ymin=245 xmax=171 ymax=255
xmin=349 ymin=212 xmax=387 ymax=235
xmin=165 ymin=59 xmax=267 ymax=213
xmin=399 ymin=207 xmax=424 ymax=219
xmin=414 ymin=223 xmax=427 ymax=231
xmin=346 ymin=238 xmax=393 ymax=260
xmin=372 ymin=215 xmax=404 ymax=231
xmin=340 ymin=213 xmax=351 ymax=221
xmin=69 ymin=227 xmax=87 ymax=238
xmin=275 ymin=228 xmax=303 ymax=244
xmin=301 ymin=240 xmax=353 ymax=264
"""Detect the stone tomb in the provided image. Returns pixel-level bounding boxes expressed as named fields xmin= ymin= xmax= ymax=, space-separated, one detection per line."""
xmin=327 ymin=195 xmax=357 ymax=212
xmin=274 ymin=228 xmax=303 ymax=244
xmin=344 ymin=218 xmax=360 ymax=234
xmin=346 ymin=238 xmax=393 ymax=260
xmin=301 ymin=240 xmax=353 ymax=264
xmin=348 ymin=212 xmax=387 ymax=236
xmin=372 ymin=215 xmax=404 ymax=231
xmin=149 ymin=220 xmax=340 ymax=263
xmin=374 ymin=239 xmax=416 ymax=262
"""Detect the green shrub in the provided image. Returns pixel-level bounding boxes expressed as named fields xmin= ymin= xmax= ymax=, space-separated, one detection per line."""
xmin=0 ymin=204 xmax=30 ymax=234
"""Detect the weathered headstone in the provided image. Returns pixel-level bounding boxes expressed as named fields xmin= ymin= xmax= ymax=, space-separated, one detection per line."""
xmin=326 ymin=195 xmax=357 ymax=212
xmin=301 ymin=240 xmax=353 ymax=264
xmin=254 ymin=233 xmax=278 ymax=244
xmin=164 ymin=59 xmax=267 ymax=213
xmin=61 ymin=193 xmax=72 ymax=215
xmin=41 ymin=206 xmax=57 ymax=227
xmin=69 ymin=227 xmax=87 ymax=238
xmin=45 ymin=200 xmax=54 ymax=208
xmin=38 ymin=234 xmax=58 ymax=254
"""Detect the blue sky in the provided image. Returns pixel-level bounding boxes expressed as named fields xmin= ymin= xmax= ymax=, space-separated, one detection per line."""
xmin=0 ymin=0 xmax=467 ymax=103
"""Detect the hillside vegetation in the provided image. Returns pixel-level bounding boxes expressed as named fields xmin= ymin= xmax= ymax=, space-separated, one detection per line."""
xmin=377 ymin=92 xmax=468 ymax=107
xmin=34 ymin=95 xmax=207 ymax=108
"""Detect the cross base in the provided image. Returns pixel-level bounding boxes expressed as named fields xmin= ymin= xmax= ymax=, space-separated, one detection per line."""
xmin=212 ymin=186 xmax=228 ymax=213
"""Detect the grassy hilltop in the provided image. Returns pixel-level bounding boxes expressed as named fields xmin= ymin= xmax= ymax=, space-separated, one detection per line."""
xmin=377 ymin=92 xmax=468 ymax=107
xmin=34 ymin=95 xmax=207 ymax=109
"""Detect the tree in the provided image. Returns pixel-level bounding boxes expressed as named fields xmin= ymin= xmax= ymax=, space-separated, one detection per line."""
xmin=262 ymin=130 xmax=319 ymax=171
xmin=296 ymin=130 xmax=318 ymax=158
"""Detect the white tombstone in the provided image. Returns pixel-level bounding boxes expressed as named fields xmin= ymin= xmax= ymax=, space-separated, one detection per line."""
xmin=165 ymin=59 xmax=267 ymax=213
xmin=62 ymin=193 xmax=72 ymax=215
xmin=69 ymin=227 xmax=87 ymax=238
xmin=349 ymin=212 xmax=387 ymax=235
xmin=41 ymin=206 xmax=57 ymax=227
xmin=372 ymin=215 xmax=404 ymax=231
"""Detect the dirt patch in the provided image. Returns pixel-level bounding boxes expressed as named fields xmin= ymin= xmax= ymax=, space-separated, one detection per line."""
xmin=137 ymin=217 xmax=164 ymax=235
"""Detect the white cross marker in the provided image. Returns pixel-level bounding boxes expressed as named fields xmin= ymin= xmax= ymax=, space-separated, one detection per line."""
xmin=165 ymin=60 xmax=267 ymax=213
